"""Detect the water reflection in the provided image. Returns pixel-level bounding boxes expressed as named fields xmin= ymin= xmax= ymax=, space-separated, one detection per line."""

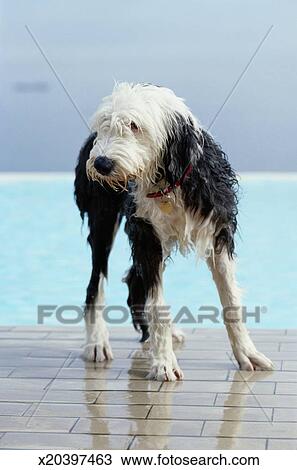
xmin=216 ymin=370 xmax=274 ymax=449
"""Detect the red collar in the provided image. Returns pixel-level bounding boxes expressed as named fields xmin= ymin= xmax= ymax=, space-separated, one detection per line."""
xmin=146 ymin=163 xmax=193 ymax=199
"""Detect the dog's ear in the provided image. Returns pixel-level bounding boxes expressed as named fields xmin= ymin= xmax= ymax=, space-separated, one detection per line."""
xmin=163 ymin=114 xmax=202 ymax=185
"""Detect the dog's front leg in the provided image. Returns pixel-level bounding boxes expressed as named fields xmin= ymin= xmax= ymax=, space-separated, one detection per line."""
xmin=146 ymin=272 xmax=184 ymax=381
xmin=207 ymin=251 xmax=274 ymax=371
xmin=84 ymin=274 xmax=113 ymax=362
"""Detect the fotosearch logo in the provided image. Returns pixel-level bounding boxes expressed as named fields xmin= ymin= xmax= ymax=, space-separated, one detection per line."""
xmin=37 ymin=304 xmax=268 ymax=325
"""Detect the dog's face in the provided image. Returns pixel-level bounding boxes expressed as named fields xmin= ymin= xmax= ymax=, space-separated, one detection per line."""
xmin=86 ymin=82 xmax=198 ymax=188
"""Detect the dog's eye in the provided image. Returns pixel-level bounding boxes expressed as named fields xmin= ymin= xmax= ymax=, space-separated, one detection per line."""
xmin=130 ymin=121 xmax=139 ymax=132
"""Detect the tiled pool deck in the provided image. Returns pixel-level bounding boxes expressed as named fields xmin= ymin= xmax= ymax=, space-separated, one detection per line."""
xmin=0 ymin=326 xmax=297 ymax=450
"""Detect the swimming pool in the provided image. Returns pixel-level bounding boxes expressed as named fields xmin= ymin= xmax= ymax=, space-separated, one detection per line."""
xmin=0 ymin=173 xmax=296 ymax=328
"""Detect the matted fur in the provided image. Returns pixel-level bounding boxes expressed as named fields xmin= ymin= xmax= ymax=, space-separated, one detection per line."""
xmin=75 ymin=82 xmax=274 ymax=380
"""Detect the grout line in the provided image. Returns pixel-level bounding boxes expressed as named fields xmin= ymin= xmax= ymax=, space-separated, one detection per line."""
xmin=145 ymin=405 xmax=153 ymax=420
xmin=265 ymin=438 xmax=269 ymax=450
xmin=94 ymin=392 xmax=102 ymax=404
xmin=271 ymin=408 xmax=275 ymax=422
xmin=6 ymin=369 xmax=15 ymax=378
xmin=127 ymin=436 xmax=136 ymax=450
xmin=226 ymin=370 xmax=231 ymax=381
xmin=200 ymin=420 xmax=206 ymax=436
xmin=69 ymin=417 xmax=80 ymax=433
xmin=21 ymin=403 xmax=34 ymax=417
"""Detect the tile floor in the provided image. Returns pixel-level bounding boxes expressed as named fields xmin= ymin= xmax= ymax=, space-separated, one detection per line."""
xmin=0 ymin=326 xmax=296 ymax=449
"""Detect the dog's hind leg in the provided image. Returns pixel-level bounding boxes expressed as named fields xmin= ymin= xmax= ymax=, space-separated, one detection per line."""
xmin=125 ymin=265 xmax=149 ymax=343
xmin=124 ymin=265 xmax=184 ymax=344
xmin=126 ymin=217 xmax=183 ymax=381
xmin=207 ymin=250 xmax=274 ymax=371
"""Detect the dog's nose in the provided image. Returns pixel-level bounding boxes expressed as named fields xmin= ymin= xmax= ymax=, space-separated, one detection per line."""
xmin=93 ymin=156 xmax=114 ymax=176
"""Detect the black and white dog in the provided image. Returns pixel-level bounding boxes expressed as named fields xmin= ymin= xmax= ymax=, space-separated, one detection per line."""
xmin=74 ymin=82 xmax=273 ymax=381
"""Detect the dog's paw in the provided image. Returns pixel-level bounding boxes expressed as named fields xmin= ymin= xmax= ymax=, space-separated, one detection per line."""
xmin=83 ymin=340 xmax=113 ymax=363
xmin=147 ymin=353 xmax=184 ymax=381
xmin=172 ymin=326 xmax=185 ymax=343
xmin=234 ymin=346 xmax=274 ymax=371
xmin=147 ymin=363 xmax=184 ymax=381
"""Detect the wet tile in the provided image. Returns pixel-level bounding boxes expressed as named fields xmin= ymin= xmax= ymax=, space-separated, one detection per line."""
xmin=0 ymin=389 xmax=48 ymax=402
xmin=275 ymin=383 xmax=297 ymax=394
xmin=11 ymin=326 xmax=83 ymax=332
xmin=39 ymin=390 xmax=100 ymax=404
xmin=149 ymin=405 xmax=273 ymax=421
xmin=29 ymin=349 xmax=80 ymax=358
xmin=69 ymin=351 xmax=132 ymax=366
xmin=68 ymin=358 xmax=150 ymax=370
xmin=280 ymin=343 xmax=297 ymax=351
xmin=97 ymin=391 xmax=216 ymax=406
xmin=0 ymin=416 xmax=77 ymax=432
xmin=249 ymin=336 xmax=290 ymax=343
xmin=249 ymin=329 xmax=286 ymax=335
xmin=215 ymin=393 xmax=297 ymax=408
xmin=229 ymin=370 xmax=297 ymax=382
xmin=282 ymin=361 xmax=297 ymax=371
xmin=0 ymin=403 xmax=31 ymax=416
xmin=160 ymin=380 xmax=275 ymax=394
xmin=0 ymin=432 xmax=132 ymax=449
xmin=0 ymin=367 xmax=14 ymax=377
xmin=9 ymin=368 xmax=62 ymax=379
xmin=51 ymin=379 xmax=161 ymax=392
xmin=109 ymin=341 xmax=146 ymax=349
xmin=179 ymin=360 xmax=236 ymax=370
xmin=46 ymin=332 xmax=85 ymax=340
xmin=0 ymin=332 xmax=48 ymax=339
xmin=0 ymin=340 xmax=83 ymax=350
xmin=29 ymin=403 xmax=151 ymax=419
xmin=130 ymin=436 xmax=266 ymax=450
xmin=176 ymin=343 xmax=231 ymax=354
xmin=176 ymin=344 xmax=278 ymax=357
xmin=72 ymin=417 xmax=204 ymax=436
xmin=0 ymin=357 xmax=71 ymax=367
xmin=0 ymin=378 xmax=51 ymax=390
xmin=118 ymin=369 xmax=228 ymax=381
xmin=58 ymin=368 xmax=121 ymax=379
xmin=203 ymin=421 xmax=297 ymax=439
xmin=267 ymin=439 xmax=297 ymax=449
xmin=0 ymin=326 xmax=295 ymax=450
xmin=10 ymin=367 xmax=120 ymax=380
xmin=273 ymin=409 xmax=297 ymax=422
xmin=0 ymin=349 xmax=33 ymax=357
xmin=0 ymin=389 xmax=99 ymax=404
xmin=263 ymin=352 xmax=297 ymax=360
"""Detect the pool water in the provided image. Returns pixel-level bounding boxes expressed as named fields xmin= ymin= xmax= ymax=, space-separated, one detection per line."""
xmin=0 ymin=173 xmax=296 ymax=328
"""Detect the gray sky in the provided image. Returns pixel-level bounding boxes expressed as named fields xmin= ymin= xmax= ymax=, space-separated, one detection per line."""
xmin=1 ymin=0 xmax=296 ymax=171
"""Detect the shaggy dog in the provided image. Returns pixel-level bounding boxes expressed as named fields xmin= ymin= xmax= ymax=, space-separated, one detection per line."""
xmin=74 ymin=82 xmax=273 ymax=381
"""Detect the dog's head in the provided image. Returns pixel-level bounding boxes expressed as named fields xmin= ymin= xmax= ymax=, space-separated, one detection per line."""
xmin=87 ymin=82 xmax=203 ymax=188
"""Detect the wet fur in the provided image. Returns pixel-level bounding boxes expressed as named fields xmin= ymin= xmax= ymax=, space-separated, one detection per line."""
xmin=74 ymin=83 xmax=273 ymax=377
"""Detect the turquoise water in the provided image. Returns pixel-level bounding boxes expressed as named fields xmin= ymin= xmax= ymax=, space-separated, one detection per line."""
xmin=0 ymin=174 xmax=296 ymax=328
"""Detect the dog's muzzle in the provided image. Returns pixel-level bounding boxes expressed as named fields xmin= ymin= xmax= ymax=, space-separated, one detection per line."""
xmin=93 ymin=156 xmax=114 ymax=176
